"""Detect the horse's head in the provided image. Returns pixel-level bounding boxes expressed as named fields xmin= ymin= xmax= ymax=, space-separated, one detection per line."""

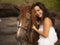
xmin=18 ymin=6 xmax=31 ymax=30
xmin=17 ymin=6 xmax=32 ymax=41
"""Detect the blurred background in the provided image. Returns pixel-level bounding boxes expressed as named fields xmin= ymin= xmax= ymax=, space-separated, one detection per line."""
xmin=0 ymin=0 xmax=60 ymax=45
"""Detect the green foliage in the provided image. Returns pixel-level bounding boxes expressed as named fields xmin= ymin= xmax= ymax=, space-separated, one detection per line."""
xmin=39 ymin=0 xmax=60 ymax=11
xmin=0 ymin=0 xmax=60 ymax=11
xmin=32 ymin=0 xmax=60 ymax=11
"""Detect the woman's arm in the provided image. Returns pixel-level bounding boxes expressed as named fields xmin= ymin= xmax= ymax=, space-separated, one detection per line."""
xmin=32 ymin=17 xmax=52 ymax=38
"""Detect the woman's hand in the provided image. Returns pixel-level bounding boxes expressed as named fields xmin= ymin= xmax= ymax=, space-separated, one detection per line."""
xmin=32 ymin=25 xmax=37 ymax=30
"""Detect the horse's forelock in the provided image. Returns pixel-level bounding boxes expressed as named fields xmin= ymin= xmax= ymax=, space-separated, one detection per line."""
xmin=19 ymin=6 xmax=31 ymax=19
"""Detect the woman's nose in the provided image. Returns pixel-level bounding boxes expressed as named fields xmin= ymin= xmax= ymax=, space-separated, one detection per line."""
xmin=36 ymin=12 xmax=39 ymax=15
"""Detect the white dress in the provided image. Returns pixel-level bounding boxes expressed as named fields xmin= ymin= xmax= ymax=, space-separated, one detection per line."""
xmin=38 ymin=25 xmax=58 ymax=45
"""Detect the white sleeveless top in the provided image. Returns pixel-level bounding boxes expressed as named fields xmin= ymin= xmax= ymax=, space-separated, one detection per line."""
xmin=38 ymin=25 xmax=58 ymax=45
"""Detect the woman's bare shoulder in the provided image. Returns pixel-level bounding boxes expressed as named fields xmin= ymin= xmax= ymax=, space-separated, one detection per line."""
xmin=43 ymin=17 xmax=52 ymax=26
xmin=44 ymin=17 xmax=52 ymax=22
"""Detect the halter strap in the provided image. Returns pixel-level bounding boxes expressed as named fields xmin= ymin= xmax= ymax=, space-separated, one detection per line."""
xmin=18 ymin=25 xmax=27 ymax=31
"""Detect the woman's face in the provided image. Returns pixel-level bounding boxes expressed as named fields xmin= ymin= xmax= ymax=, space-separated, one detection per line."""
xmin=34 ymin=6 xmax=43 ymax=18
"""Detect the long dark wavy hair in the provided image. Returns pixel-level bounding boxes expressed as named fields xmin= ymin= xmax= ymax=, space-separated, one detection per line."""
xmin=31 ymin=2 xmax=55 ymax=27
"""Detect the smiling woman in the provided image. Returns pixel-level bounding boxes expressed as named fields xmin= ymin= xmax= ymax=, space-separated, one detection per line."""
xmin=31 ymin=2 xmax=58 ymax=45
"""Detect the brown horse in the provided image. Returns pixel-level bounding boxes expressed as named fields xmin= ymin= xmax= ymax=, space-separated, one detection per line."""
xmin=16 ymin=6 xmax=39 ymax=45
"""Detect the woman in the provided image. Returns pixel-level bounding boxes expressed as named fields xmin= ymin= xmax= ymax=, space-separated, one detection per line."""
xmin=31 ymin=2 xmax=58 ymax=45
